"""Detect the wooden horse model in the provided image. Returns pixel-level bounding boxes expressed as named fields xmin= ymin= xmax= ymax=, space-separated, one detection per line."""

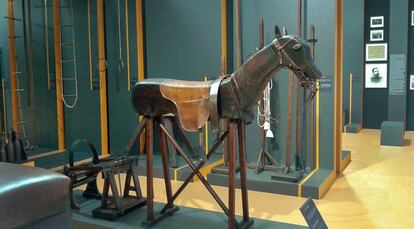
xmin=130 ymin=27 xmax=322 ymax=228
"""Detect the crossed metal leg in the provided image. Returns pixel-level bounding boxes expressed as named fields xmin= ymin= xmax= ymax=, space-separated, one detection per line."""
xmin=136 ymin=116 xmax=253 ymax=229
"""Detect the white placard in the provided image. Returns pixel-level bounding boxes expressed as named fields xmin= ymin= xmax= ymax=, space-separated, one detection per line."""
xmin=370 ymin=16 xmax=384 ymax=28
xmin=365 ymin=63 xmax=387 ymax=88
xmin=412 ymin=11 xmax=414 ymax=26
xmin=410 ymin=75 xmax=414 ymax=90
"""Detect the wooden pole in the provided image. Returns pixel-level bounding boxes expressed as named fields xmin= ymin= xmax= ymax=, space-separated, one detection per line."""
xmin=295 ymin=0 xmax=303 ymax=168
xmin=228 ymin=119 xmax=236 ymax=229
xmin=145 ymin=118 xmax=154 ymax=221
xmin=136 ymin=0 xmax=146 ymax=153
xmin=237 ymin=121 xmax=250 ymax=222
xmin=97 ymin=0 xmax=109 ymax=155
xmin=7 ymin=0 xmax=21 ymax=135
xmin=53 ymin=0 xmax=65 ymax=150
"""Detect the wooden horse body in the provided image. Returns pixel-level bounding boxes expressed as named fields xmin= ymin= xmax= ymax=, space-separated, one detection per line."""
xmin=131 ymin=31 xmax=322 ymax=228
xmin=132 ymin=34 xmax=321 ymax=132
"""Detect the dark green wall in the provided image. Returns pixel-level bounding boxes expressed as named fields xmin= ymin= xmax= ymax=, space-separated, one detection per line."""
xmin=237 ymin=0 xmax=297 ymax=163
xmin=363 ymin=0 xmax=390 ymax=129
xmin=363 ymin=0 xmax=413 ymax=130
xmin=406 ymin=0 xmax=414 ymax=130
xmin=343 ymin=0 xmax=364 ymax=125
xmin=1 ymin=0 xmax=340 ymax=171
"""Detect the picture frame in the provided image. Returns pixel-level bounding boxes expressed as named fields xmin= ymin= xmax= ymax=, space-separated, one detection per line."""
xmin=366 ymin=43 xmax=388 ymax=61
xmin=410 ymin=75 xmax=414 ymax=90
xmin=370 ymin=16 xmax=384 ymax=28
xmin=412 ymin=11 xmax=414 ymax=26
xmin=365 ymin=63 xmax=387 ymax=89
xmin=370 ymin=30 xmax=384 ymax=41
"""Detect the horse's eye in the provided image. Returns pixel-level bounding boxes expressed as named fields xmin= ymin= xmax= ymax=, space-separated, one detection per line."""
xmin=293 ymin=44 xmax=302 ymax=51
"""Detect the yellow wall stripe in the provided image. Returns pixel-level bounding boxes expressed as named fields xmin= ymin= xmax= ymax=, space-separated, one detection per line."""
xmin=221 ymin=0 xmax=227 ymax=74
xmin=97 ymin=0 xmax=109 ymax=155
xmin=88 ymin=0 xmax=93 ymax=91
xmin=53 ymin=0 xmax=65 ymax=150
xmin=349 ymin=73 xmax=353 ymax=124
xmin=126 ymin=0 xmax=131 ymax=91
xmin=297 ymin=86 xmax=320 ymax=197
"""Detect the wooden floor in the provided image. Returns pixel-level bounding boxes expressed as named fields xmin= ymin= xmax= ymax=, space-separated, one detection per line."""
xmin=93 ymin=129 xmax=414 ymax=228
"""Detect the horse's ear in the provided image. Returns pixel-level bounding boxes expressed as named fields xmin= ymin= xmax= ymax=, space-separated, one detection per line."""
xmin=274 ymin=25 xmax=282 ymax=38
xmin=283 ymin=27 xmax=288 ymax=35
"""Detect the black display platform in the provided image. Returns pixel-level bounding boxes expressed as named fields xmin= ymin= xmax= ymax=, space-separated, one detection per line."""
xmin=72 ymin=197 xmax=307 ymax=229
xmin=207 ymin=168 xmax=335 ymax=199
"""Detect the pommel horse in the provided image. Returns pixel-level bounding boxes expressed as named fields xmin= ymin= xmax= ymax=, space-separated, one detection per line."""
xmin=129 ymin=27 xmax=322 ymax=228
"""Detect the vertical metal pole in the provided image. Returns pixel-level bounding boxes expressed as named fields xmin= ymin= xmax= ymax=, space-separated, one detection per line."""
xmin=7 ymin=0 xmax=21 ymax=134
xmin=53 ymin=0 xmax=65 ymax=150
xmin=97 ymin=0 xmax=109 ymax=155
xmin=235 ymin=0 xmax=242 ymax=68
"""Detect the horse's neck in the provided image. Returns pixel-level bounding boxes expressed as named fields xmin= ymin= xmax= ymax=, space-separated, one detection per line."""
xmin=230 ymin=44 xmax=282 ymax=111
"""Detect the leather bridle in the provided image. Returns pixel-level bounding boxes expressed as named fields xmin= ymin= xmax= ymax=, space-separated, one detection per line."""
xmin=273 ymin=37 xmax=319 ymax=105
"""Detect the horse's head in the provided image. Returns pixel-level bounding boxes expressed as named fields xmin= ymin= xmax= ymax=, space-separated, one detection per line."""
xmin=273 ymin=26 xmax=322 ymax=93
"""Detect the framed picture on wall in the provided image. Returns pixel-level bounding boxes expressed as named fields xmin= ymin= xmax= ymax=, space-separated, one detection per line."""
xmin=370 ymin=16 xmax=384 ymax=28
xmin=412 ymin=11 xmax=414 ymax=26
xmin=370 ymin=30 xmax=384 ymax=41
xmin=366 ymin=43 xmax=388 ymax=61
xmin=410 ymin=75 xmax=414 ymax=90
xmin=365 ymin=64 xmax=387 ymax=88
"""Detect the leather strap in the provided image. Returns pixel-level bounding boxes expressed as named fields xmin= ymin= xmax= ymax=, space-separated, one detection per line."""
xmin=209 ymin=75 xmax=228 ymax=132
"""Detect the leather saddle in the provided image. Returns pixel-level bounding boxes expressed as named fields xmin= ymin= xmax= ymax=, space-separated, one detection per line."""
xmin=160 ymin=79 xmax=213 ymax=132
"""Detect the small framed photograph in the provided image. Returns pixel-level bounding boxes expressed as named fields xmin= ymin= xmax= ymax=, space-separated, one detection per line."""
xmin=370 ymin=30 xmax=383 ymax=41
xmin=366 ymin=43 xmax=388 ymax=61
xmin=365 ymin=63 xmax=387 ymax=88
xmin=370 ymin=16 xmax=384 ymax=28
xmin=410 ymin=75 xmax=414 ymax=90
xmin=412 ymin=11 xmax=414 ymax=26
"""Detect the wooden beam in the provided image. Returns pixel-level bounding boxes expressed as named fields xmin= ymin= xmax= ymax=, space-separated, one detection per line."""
xmin=334 ymin=0 xmax=343 ymax=173
xmin=136 ymin=0 xmax=144 ymax=82
xmin=53 ymin=0 xmax=65 ymax=150
xmin=7 ymin=0 xmax=21 ymax=135
xmin=97 ymin=0 xmax=109 ymax=155
xmin=136 ymin=0 xmax=145 ymax=153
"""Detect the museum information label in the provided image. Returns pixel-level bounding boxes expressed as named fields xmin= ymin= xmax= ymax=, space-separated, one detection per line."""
xmin=389 ymin=54 xmax=407 ymax=96
xmin=300 ymin=198 xmax=328 ymax=229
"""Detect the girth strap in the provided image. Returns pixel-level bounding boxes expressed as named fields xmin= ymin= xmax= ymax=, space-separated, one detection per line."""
xmin=209 ymin=75 xmax=229 ymax=132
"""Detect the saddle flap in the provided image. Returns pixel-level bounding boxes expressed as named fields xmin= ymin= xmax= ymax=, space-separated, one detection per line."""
xmin=160 ymin=82 xmax=211 ymax=132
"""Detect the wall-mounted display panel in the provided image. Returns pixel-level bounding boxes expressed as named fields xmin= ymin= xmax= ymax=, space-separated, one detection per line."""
xmin=370 ymin=30 xmax=384 ymax=41
xmin=366 ymin=43 xmax=388 ymax=61
xmin=365 ymin=63 xmax=388 ymax=88
xmin=370 ymin=16 xmax=384 ymax=28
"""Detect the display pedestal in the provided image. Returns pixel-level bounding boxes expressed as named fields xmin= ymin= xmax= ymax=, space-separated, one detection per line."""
xmin=72 ymin=193 xmax=306 ymax=229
